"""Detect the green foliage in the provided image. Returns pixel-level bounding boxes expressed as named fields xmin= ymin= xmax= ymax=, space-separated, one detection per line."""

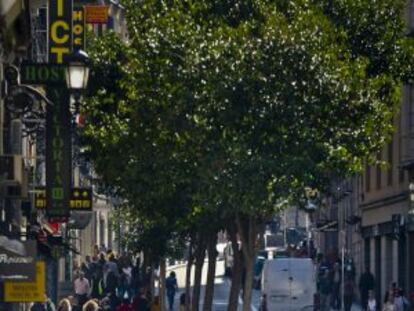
xmin=84 ymin=0 xmax=412 ymax=256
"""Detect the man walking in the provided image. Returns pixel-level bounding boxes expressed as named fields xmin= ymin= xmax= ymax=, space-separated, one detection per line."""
xmin=74 ymin=272 xmax=90 ymax=308
xmin=166 ymin=271 xmax=178 ymax=311
xmin=359 ymin=267 xmax=375 ymax=311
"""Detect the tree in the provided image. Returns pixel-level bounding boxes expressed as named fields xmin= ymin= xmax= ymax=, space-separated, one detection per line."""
xmin=84 ymin=1 xmax=413 ymax=310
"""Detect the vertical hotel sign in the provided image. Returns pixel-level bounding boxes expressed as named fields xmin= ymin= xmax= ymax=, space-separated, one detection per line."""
xmin=46 ymin=0 xmax=73 ymax=220
xmin=48 ymin=0 xmax=73 ymax=63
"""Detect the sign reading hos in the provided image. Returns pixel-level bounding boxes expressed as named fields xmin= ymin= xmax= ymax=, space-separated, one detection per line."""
xmin=48 ymin=0 xmax=73 ymax=64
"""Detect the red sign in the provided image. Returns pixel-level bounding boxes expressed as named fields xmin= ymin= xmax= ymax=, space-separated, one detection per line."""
xmin=85 ymin=5 xmax=109 ymax=24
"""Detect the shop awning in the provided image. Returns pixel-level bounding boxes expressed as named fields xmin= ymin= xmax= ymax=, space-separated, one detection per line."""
xmin=316 ymin=220 xmax=338 ymax=232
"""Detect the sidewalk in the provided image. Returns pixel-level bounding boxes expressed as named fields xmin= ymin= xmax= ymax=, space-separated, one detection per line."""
xmin=330 ymin=303 xmax=362 ymax=311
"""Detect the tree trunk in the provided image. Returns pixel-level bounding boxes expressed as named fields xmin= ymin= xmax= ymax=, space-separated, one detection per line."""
xmin=160 ymin=259 xmax=166 ymax=311
xmin=236 ymin=215 xmax=259 ymax=311
xmin=202 ymin=234 xmax=218 ymax=311
xmin=192 ymin=236 xmax=206 ymax=311
xmin=185 ymin=241 xmax=194 ymax=311
xmin=242 ymin=257 xmax=255 ymax=311
xmin=227 ymin=225 xmax=243 ymax=311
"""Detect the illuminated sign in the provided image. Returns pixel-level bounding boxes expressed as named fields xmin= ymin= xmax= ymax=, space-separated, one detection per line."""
xmin=73 ymin=6 xmax=85 ymax=51
xmin=85 ymin=5 xmax=109 ymax=24
xmin=35 ymin=187 xmax=92 ymax=211
xmin=20 ymin=63 xmax=66 ymax=85
xmin=45 ymin=87 xmax=71 ymax=221
xmin=4 ymin=261 xmax=46 ymax=302
xmin=48 ymin=0 xmax=73 ymax=64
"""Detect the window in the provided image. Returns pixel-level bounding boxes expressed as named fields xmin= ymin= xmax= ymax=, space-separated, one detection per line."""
xmin=365 ymin=164 xmax=371 ymax=192
xmin=388 ymin=141 xmax=394 ymax=186
xmin=376 ymin=152 xmax=382 ymax=190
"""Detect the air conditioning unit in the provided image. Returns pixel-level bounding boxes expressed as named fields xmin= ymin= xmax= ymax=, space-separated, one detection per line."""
xmin=0 ymin=155 xmax=24 ymax=184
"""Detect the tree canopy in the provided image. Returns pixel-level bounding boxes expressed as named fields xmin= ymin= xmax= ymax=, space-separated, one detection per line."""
xmin=84 ymin=0 xmax=413 ymax=256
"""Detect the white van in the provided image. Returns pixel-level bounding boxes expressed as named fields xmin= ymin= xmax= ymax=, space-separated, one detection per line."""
xmin=261 ymin=258 xmax=318 ymax=311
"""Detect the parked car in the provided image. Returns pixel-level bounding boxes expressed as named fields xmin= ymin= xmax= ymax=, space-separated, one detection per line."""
xmin=260 ymin=257 xmax=319 ymax=311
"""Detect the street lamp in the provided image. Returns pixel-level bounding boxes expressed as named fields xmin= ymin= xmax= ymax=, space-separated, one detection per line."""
xmin=65 ymin=50 xmax=90 ymax=91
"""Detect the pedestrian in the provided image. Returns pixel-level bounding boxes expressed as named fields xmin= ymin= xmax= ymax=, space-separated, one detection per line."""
xmin=119 ymin=263 xmax=133 ymax=300
xmin=166 ymin=271 xmax=178 ymax=311
xmin=90 ymin=265 xmax=102 ymax=299
xmin=74 ymin=272 xmax=91 ymax=308
xmin=367 ymin=290 xmax=377 ymax=311
xmin=132 ymin=287 xmax=150 ymax=311
xmin=383 ymin=291 xmax=396 ymax=311
xmin=394 ymin=288 xmax=411 ymax=311
xmin=31 ymin=295 xmax=56 ymax=311
xmin=57 ymin=298 xmax=72 ymax=311
xmin=344 ymin=275 xmax=355 ymax=311
xmin=82 ymin=300 xmax=99 ymax=311
xmin=179 ymin=293 xmax=186 ymax=311
xmin=103 ymin=264 xmax=118 ymax=296
xmin=360 ymin=267 xmax=375 ymax=311
xmin=151 ymin=296 xmax=161 ymax=311
xmin=319 ymin=269 xmax=332 ymax=311
xmin=331 ymin=262 xmax=341 ymax=310
xmin=116 ymin=298 xmax=132 ymax=311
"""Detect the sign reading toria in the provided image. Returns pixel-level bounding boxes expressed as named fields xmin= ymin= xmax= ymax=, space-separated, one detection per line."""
xmin=46 ymin=87 xmax=72 ymax=220
xmin=48 ymin=0 xmax=73 ymax=64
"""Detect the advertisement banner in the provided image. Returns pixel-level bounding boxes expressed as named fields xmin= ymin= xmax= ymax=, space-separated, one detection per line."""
xmin=48 ymin=0 xmax=73 ymax=64
xmin=45 ymin=87 xmax=72 ymax=221
xmin=4 ymin=261 xmax=46 ymax=302
xmin=85 ymin=5 xmax=109 ymax=24
xmin=0 ymin=238 xmax=36 ymax=282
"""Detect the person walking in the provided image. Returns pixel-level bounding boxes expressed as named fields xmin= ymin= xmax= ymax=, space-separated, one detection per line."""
xmin=367 ymin=290 xmax=377 ymax=311
xmin=383 ymin=291 xmax=396 ymax=311
xmin=344 ymin=275 xmax=355 ymax=311
xmin=132 ymin=287 xmax=150 ymax=311
xmin=116 ymin=298 xmax=132 ymax=311
xmin=331 ymin=262 xmax=341 ymax=310
xmin=360 ymin=267 xmax=375 ymax=311
xmin=319 ymin=269 xmax=332 ymax=311
xmin=74 ymin=272 xmax=90 ymax=309
xmin=57 ymin=298 xmax=72 ymax=311
xmin=166 ymin=271 xmax=178 ymax=311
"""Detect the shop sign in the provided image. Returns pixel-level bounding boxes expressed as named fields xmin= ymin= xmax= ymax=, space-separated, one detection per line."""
xmin=48 ymin=0 xmax=73 ymax=64
xmin=20 ymin=63 xmax=66 ymax=86
xmin=85 ymin=5 xmax=108 ymax=24
xmin=45 ymin=87 xmax=72 ymax=221
xmin=0 ymin=238 xmax=36 ymax=282
xmin=35 ymin=187 xmax=93 ymax=211
xmin=73 ymin=6 xmax=85 ymax=51
xmin=4 ymin=261 xmax=46 ymax=302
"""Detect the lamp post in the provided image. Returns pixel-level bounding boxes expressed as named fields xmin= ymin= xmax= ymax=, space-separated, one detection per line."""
xmin=65 ymin=50 xmax=90 ymax=114
xmin=63 ymin=50 xmax=90 ymax=282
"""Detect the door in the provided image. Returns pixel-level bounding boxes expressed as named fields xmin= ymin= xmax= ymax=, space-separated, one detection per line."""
xmin=265 ymin=260 xmax=292 ymax=310
xmin=290 ymin=260 xmax=316 ymax=310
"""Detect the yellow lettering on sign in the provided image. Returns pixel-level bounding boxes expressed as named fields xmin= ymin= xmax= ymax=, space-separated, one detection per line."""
xmin=51 ymin=47 xmax=70 ymax=64
xmin=73 ymin=10 xmax=83 ymax=21
xmin=51 ymin=21 xmax=70 ymax=44
xmin=57 ymin=0 xmax=64 ymax=17
xmin=73 ymin=24 xmax=83 ymax=35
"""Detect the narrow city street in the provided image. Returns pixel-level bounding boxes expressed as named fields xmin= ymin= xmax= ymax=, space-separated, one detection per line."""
xmin=168 ymin=260 xmax=261 ymax=311
xmin=1 ymin=0 xmax=414 ymax=310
